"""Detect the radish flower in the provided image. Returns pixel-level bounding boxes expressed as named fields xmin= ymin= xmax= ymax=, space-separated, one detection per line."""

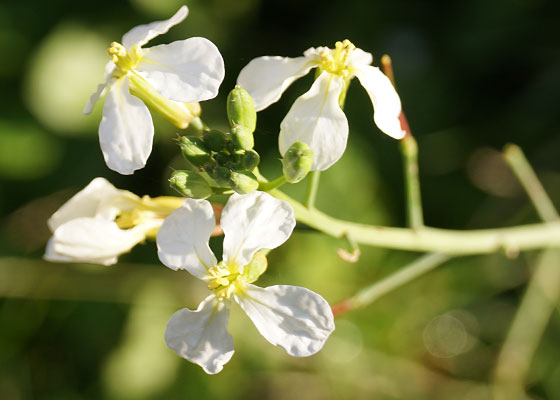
xmin=237 ymin=40 xmax=405 ymax=171
xmin=157 ymin=191 xmax=335 ymax=374
xmin=45 ymin=178 xmax=182 ymax=265
xmin=85 ymin=6 xmax=225 ymax=174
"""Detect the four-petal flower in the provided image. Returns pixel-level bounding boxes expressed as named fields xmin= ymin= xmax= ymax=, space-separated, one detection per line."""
xmin=237 ymin=39 xmax=405 ymax=171
xmin=157 ymin=191 xmax=335 ymax=374
xmin=85 ymin=6 xmax=225 ymax=175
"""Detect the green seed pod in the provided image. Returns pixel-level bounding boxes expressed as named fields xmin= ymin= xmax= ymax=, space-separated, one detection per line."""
xmin=212 ymin=166 xmax=232 ymax=187
xmin=229 ymin=170 xmax=259 ymax=194
xmin=231 ymin=125 xmax=254 ymax=151
xmin=227 ymin=85 xmax=256 ymax=133
xmin=282 ymin=141 xmax=314 ymax=183
xmin=203 ymin=129 xmax=228 ymax=152
xmin=178 ymin=136 xmax=211 ymax=166
xmin=169 ymin=170 xmax=212 ymax=199
xmin=243 ymin=251 xmax=268 ymax=284
xmin=241 ymin=149 xmax=260 ymax=171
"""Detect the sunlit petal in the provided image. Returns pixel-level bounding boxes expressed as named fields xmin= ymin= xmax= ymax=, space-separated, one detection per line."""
xmin=47 ymin=177 xmax=121 ymax=232
xmin=279 ymin=71 xmax=348 ymax=171
xmin=349 ymin=48 xmax=373 ymax=66
xmin=235 ymin=284 xmax=335 ymax=357
xmin=354 ymin=65 xmax=405 ymax=139
xmin=44 ymin=237 xmax=118 ymax=266
xmin=138 ymin=37 xmax=224 ymax=102
xmin=156 ymin=198 xmax=217 ymax=279
xmin=84 ymin=62 xmax=116 ymax=114
xmin=221 ymin=192 xmax=295 ymax=268
xmin=165 ymin=295 xmax=234 ymax=375
xmin=237 ymin=56 xmax=316 ymax=111
xmin=50 ymin=218 xmax=145 ymax=264
xmin=99 ymin=76 xmax=154 ymax=175
xmin=122 ymin=6 xmax=189 ymax=49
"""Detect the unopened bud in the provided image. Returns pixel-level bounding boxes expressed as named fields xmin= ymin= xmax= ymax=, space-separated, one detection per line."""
xmin=229 ymin=170 xmax=258 ymax=194
xmin=231 ymin=125 xmax=254 ymax=151
xmin=178 ymin=136 xmax=211 ymax=166
xmin=227 ymin=86 xmax=256 ymax=133
xmin=282 ymin=141 xmax=314 ymax=183
xmin=241 ymin=149 xmax=260 ymax=171
xmin=203 ymin=129 xmax=228 ymax=152
xmin=212 ymin=166 xmax=231 ymax=187
xmin=243 ymin=251 xmax=268 ymax=283
xmin=169 ymin=170 xmax=212 ymax=199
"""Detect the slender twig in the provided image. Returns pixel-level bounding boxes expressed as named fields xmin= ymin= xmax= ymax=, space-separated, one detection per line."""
xmin=271 ymin=188 xmax=560 ymax=254
xmin=400 ymin=136 xmax=424 ymax=228
xmin=493 ymin=145 xmax=560 ymax=398
xmin=503 ymin=143 xmax=559 ymax=221
xmin=332 ymin=253 xmax=450 ymax=316
xmin=304 ymin=171 xmax=321 ymax=209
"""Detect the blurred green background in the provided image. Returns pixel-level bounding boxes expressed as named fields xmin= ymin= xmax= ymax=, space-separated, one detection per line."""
xmin=1 ymin=0 xmax=560 ymax=398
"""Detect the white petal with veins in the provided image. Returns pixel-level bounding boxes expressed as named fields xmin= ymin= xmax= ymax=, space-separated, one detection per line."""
xmin=237 ymin=55 xmax=315 ymax=111
xmin=221 ymin=192 xmax=295 ymax=268
xmin=122 ymin=5 xmax=189 ymax=49
xmin=235 ymin=284 xmax=335 ymax=357
xmin=157 ymin=198 xmax=217 ymax=279
xmin=279 ymin=71 xmax=348 ymax=171
xmin=165 ymin=295 xmax=234 ymax=375
xmin=99 ymin=76 xmax=154 ymax=175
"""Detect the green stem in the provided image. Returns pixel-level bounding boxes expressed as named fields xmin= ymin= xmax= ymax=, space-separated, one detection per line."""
xmin=493 ymin=144 xmax=560 ymax=397
xmin=304 ymin=171 xmax=321 ymax=209
xmin=259 ymin=175 xmax=287 ymax=191
xmin=332 ymin=253 xmax=450 ymax=315
xmin=400 ymin=135 xmax=424 ymax=228
xmin=503 ymin=143 xmax=559 ymax=221
xmin=270 ymin=189 xmax=560 ymax=254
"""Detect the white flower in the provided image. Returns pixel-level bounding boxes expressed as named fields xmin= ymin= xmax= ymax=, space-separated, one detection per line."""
xmin=45 ymin=177 xmax=181 ymax=265
xmin=156 ymin=191 xmax=335 ymax=374
xmin=85 ymin=6 xmax=225 ymax=175
xmin=237 ymin=39 xmax=405 ymax=171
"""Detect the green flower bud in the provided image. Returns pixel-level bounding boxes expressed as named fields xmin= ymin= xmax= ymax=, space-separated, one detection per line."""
xmin=169 ymin=170 xmax=212 ymax=199
xmin=241 ymin=149 xmax=260 ymax=171
xmin=231 ymin=125 xmax=254 ymax=151
xmin=212 ymin=166 xmax=231 ymax=187
xmin=282 ymin=141 xmax=314 ymax=183
xmin=203 ymin=129 xmax=228 ymax=152
xmin=243 ymin=251 xmax=268 ymax=284
xmin=178 ymin=136 xmax=211 ymax=166
xmin=214 ymin=151 xmax=231 ymax=167
xmin=227 ymin=85 xmax=256 ymax=133
xmin=229 ymin=170 xmax=258 ymax=194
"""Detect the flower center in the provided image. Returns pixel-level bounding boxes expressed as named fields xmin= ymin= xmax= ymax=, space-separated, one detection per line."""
xmin=318 ymin=39 xmax=356 ymax=78
xmin=107 ymin=42 xmax=143 ymax=74
xmin=207 ymin=262 xmax=244 ymax=300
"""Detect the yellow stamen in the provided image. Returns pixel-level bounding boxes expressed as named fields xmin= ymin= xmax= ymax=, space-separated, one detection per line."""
xmin=318 ymin=39 xmax=356 ymax=78
xmin=107 ymin=42 xmax=143 ymax=74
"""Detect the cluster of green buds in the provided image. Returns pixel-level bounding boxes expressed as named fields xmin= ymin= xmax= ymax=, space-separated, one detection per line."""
xmin=170 ymin=86 xmax=261 ymax=198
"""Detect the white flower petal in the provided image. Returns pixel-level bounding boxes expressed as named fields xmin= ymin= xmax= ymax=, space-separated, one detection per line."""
xmin=349 ymin=48 xmax=373 ymax=66
xmin=47 ymin=177 xmax=122 ymax=232
xmin=354 ymin=65 xmax=405 ymax=139
xmin=156 ymin=198 xmax=217 ymax=279
xmin=99 ymin=76 xmax=154 ymax=175
xmin=221 ymin=192 xmax=295 ymax=268
xmin=50 ymin=218 xmax=145 ymax=265
xmin=165 ymin=295 xmax=234 ymax=375
xmin=83 ymin=62 xmax=116 ymax=114
xmin=44 ymin=237 xmax=118 ymax=265
xmin=235 ymin=284 xmax=335 ymax=357
xmin=278 ymin=71 xmax=348 ymax=171
xmin=138 ymin=37 xmax=224 ymax=103
xmin=237 ymin=55 xmax=316 ymax=111
xmin=122 ymin=6 xmax=189 ymax=49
